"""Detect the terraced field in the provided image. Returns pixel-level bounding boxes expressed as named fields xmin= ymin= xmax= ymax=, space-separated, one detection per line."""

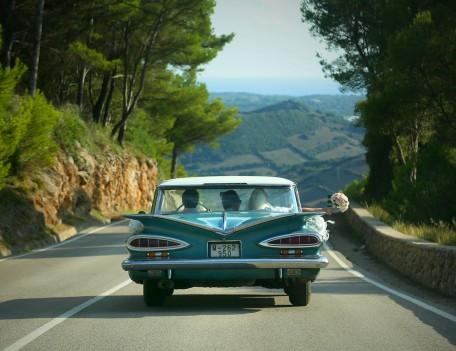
xmin=181 ymin=94 xmax=367 ymax=205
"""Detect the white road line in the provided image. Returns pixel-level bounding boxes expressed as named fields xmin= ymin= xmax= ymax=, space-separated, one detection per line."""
xmin=0 ymin=220 xmax=127 ymax=262
xmin=3 ymin=223 xmax=454 ymax=351
xmin=3 ymin=279 xmax=132 ymax=351
xmin=324 ymin=242 xmax=456 ymax=323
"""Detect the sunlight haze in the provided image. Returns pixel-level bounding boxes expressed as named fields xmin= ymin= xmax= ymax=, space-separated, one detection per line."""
xmin=198 ymin=0 xmax=341 ymax=95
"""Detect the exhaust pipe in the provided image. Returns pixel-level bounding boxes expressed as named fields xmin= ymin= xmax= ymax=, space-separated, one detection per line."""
xmin=158 ymin=280 xmax=175 ymax=289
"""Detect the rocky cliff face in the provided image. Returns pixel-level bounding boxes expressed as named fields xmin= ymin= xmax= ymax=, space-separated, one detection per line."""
xmin=0 ymin=150 xmax=158 ymax=256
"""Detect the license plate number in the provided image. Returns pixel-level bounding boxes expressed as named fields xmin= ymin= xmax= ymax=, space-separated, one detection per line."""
xmin=209 ymin=242 xmax=241 ymax=258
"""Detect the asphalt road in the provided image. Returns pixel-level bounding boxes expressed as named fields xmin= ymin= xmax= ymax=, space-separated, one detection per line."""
xmin=1 ymin=220 xmax=455 ymax=351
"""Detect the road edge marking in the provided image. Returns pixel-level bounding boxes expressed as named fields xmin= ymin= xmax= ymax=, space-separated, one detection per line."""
xmin=3 ymin=279 xmax=132 ymax=351
xmin=0 ymin=219 xmax=128 ymax=262
xmin=324 ymin=242 xmax=456 ymax=323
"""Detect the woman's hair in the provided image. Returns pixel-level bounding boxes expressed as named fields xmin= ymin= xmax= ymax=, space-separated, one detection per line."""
xmin=248 ymin=188 xmax=269 ymax=210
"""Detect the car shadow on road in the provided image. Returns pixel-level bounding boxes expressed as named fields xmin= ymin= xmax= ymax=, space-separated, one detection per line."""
xmin=159 ymin=293 xmax=294 ymax=314
xmin=0 ymin=292 xmax=295 ymax=320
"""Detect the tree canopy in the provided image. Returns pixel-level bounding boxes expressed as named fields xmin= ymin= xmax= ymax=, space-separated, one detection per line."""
xmin=301 ymin=0 xmax=456 ymax=224
xmin=0 ymin=0 xmax=239 ymax=182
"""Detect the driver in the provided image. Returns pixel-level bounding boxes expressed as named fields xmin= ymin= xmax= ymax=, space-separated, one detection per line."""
xmin=182 ymin=189 xmax=199 ymax=212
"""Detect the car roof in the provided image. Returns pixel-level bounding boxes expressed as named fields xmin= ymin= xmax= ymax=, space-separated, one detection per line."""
xmin=157 ymin=176 xmax=295 ymax=188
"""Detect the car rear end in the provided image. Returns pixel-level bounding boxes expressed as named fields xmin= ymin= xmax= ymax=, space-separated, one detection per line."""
xmin=121 ymin=176 xmax=330 ymax=306
xmin=122 ymin=211 xmax=329 ymax=306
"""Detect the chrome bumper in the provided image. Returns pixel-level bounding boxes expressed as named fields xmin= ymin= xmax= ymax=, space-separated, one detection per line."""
xmin=122 ymin=255 xmax=328 ymax=271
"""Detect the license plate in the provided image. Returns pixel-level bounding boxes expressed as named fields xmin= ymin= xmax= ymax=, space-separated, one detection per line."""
xmin=208 ymin=241 xmax=241 ymax=258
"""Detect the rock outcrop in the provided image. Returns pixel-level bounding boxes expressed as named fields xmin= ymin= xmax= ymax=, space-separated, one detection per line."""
xmin=0 ymin=150 xmax=158 ymax=256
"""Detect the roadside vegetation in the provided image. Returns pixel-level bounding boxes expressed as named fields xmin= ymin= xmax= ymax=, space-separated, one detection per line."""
xmin=345 ymin=176 xmax=456 ymax=246
xmin=0 ymin=0 xmax=240 ymax=191
xmin=1 ymin=1 xmax=456 ymax=248
xmin=303 ymin=0 xmax=456 ymax=246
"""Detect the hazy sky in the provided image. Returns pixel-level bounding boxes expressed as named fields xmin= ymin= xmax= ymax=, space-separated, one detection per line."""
xmin=198 ymin=0 xmax=341 ymax=95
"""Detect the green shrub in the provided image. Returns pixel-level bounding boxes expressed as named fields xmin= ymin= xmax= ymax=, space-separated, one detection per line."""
xmin=0 ymin=63 xmax=27 ymax=187
xmin=344 ymin=174 xmax=367 ymax=200
xmin=126 ymin=108 xmax=172 ymax=160
xmin=84 ymin=122 xmax=121 ymax=155
xmin=10 ymin=91 xmax=60 ymax=175
xmin=53 ymin=105 xmax=87 ymax=157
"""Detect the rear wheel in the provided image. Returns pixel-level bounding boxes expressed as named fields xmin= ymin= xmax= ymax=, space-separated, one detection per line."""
xmin=286 ymin=281 xmax=311 ymax=306
xmin=143 ymin=280 xmax=166 ymax=307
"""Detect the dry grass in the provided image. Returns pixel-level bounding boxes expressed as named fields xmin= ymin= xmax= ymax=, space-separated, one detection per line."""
xmin=364 ymin=203 xmax=456 ymax=246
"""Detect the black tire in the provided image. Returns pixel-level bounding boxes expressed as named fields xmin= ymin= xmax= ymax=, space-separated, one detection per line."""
xmin=287 ymin=281 xmax=311 ymax=306
xmin=143 ymin=280 xmax=166 ymax=307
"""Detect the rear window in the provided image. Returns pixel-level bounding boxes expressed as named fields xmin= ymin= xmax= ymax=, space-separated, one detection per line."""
xmin=154 ymin=186 xmax=299 ymax=214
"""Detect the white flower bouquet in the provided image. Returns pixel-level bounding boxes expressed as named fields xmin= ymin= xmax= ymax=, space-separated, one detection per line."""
xmin=330 ymin=192 xmax=349 ymax=212
xmin=128 ymin=219 xmax=144 ymax=235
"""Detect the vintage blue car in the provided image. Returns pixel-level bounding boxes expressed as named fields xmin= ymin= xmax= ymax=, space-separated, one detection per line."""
xmin=122 ymin=176 xmax=329 ymax=306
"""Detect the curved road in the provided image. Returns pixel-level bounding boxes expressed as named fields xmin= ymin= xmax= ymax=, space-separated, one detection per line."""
xmin=1 ymin=220 xmax=455 ymax=351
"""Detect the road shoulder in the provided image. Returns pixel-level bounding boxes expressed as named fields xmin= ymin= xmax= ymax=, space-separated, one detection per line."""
xmin=328 ymin=213 xmax=456 ymax=315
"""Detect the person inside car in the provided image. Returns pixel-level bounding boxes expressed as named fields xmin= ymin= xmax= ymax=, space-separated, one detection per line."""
xmin=182 ymin=189 xmax=199 ymax=212
xmin=221 ymin=190 xmax=242 ymax=211
xmin=248 ymin=188 xmax=272 ymax=210
xmin=248 ymin=188 xmax=293 ymax=212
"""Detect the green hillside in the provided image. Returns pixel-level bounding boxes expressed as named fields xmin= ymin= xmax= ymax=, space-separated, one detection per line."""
xmin=210 ymin=92 xmax=363 ymax=115
xmin=181 ymin=96 xmax=367 ymax=205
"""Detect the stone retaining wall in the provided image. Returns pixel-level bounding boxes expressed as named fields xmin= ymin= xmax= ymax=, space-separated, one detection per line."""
xmin=345 ymin=202 xmax=456 ymax=297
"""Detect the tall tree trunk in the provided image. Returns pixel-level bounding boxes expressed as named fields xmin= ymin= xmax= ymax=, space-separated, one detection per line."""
xmin=76 ymin=67 xmax=87 ymax=111
xmin=111 ymin=110 xmax=128 ymax=146
xmin=409 ymin=117 xmax=420 ymax=184
xmin=92 ymin=71 xmax=111 ymax=123
xmin=111 ymin=119 xmax=123 ymax=139
xmin=29 ymin=0 xmax=44 ymax=98
xmin=117 ymin=122 xmax=126 ymax=147
xmin=391 ymin=127 xmax=406 ymax=166
xmin=170 ymin=148 xmax=178 ymax=178
xmin=102 ymin=73 xmax=115 ymax=127
xmin=114 ymin=13 xmax=164 ymax=146
xmin=0 ymin=0 xmax=16 ymax=68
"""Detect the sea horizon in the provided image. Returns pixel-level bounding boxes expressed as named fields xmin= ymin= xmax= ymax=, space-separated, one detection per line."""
xmin=199 ymin=76 xmax=345 ymax=96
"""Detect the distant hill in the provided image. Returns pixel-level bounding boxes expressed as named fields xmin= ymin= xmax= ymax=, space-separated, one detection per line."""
xmin=210 ymin=92 xmax=363 ymax=115
xmin=181 ymin=94 xmax=367 ymax=206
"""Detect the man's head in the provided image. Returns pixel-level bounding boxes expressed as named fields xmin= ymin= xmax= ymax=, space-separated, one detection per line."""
xmin=182 ymin=189 xmax=199 ymax=209
xmin=221 ymin=190 xmax=241 ymax=211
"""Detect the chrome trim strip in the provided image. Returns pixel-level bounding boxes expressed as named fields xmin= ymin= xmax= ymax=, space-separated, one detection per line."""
xmin=153 ymin=215 xmax=219 ymax=232
xmin=129 ymin=213 xmax=324 ymax=237
xmin=259 ymin=232 xmax=322 ymax=248
xmin=121 ymin=255 xmax=329 ymax=270
xmin=222 ymin=211 xmax=227 ymax=232
xmin=154 ymin=213 xmax=306 ymax=235
xmin=126 ymin=235 xmax=190 ymax=252
xmin=230 ymin=213 xmax=298 ymax=233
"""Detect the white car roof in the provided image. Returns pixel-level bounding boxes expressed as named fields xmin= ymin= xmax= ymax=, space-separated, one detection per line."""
xmin=157 ymin=176 xmax=295 ymax=188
